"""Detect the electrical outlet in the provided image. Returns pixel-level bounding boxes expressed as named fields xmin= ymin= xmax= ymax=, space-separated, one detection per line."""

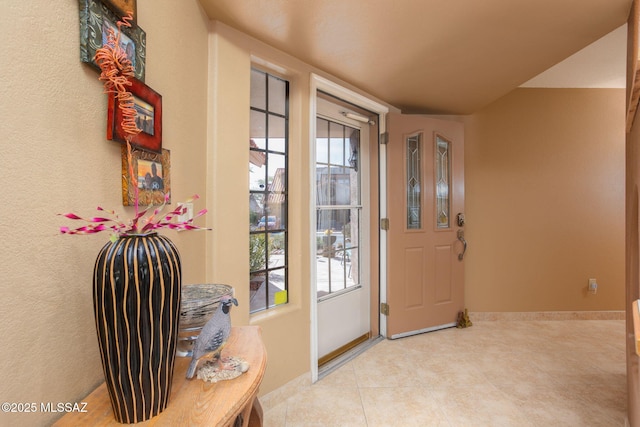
xmin=588 ymin=278 xmax=598 ymax=294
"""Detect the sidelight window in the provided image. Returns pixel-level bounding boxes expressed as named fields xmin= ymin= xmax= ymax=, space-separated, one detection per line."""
xmin=249 ymin=68 xmax=289 ymax=313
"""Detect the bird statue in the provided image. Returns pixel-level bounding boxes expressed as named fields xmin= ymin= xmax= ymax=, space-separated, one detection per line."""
xmin=186 ymin=295 xmax=238 ymax=379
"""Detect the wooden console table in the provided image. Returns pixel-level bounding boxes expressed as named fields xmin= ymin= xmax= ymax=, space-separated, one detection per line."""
xmin=54 ymin=326 xmax=266 ymax=426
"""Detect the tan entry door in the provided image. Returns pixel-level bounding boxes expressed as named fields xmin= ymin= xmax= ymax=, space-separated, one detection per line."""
xmin=386 ymin=113 xmax=465 ymax=339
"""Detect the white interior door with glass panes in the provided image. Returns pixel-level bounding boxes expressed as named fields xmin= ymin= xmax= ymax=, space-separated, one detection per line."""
xmin=315 ymin=97 xmax=371 ymax=360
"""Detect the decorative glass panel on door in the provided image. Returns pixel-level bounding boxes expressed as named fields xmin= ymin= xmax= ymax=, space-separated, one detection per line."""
xmin=406 ymin=134 xmax=422 ymax=229
xmin=435 ymin=135 xmax=451 ymax=229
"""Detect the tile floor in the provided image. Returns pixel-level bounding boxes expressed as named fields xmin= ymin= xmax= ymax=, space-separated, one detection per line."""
xmin=262 ymin=320 xmax=627 ymax=426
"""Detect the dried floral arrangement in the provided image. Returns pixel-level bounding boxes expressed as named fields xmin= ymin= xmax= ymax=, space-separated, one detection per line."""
xmin=61 ymin=12 xmax=207 ymax=239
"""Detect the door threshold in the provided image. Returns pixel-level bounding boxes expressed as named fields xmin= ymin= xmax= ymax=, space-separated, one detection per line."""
xmin=389 ymin=322 xmax=457 ymax=340
xmin=318 ymin=335 xmax=384 ymax=380
xmin=318 ymin=333 xmax=370 ymax=367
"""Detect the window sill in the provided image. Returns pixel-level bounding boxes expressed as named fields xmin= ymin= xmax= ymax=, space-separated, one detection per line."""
xmin=250 ymin=303 xmax=301 ymax=324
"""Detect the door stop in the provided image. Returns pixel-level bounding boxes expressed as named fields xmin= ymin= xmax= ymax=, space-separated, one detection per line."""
xmin=456 ymin=309 xmax=473 ymax=328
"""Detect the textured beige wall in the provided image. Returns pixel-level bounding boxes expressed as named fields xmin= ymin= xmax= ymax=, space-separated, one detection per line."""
xmin=206 ymin=22 xmax=313 ymax=397
xmin=465 ymin=88 xmax=625 ymax=312
xmin=0 ymin=1 xmax=209 ymax=425
xmin=1 ymin=1 xmax=629 ymax=425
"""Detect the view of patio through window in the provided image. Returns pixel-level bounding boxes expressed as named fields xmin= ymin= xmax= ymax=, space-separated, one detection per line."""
xmin=249 ymin=68 xmax=289 ymax=313
xmin=315 ymin=117 xmax=361 ymax=299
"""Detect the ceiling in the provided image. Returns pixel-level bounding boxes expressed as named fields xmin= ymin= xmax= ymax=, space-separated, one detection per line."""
xmin=198 ymin=0 xmax=631 ymax=114
xmin=521 ymin=24 xmax=627 ymax=89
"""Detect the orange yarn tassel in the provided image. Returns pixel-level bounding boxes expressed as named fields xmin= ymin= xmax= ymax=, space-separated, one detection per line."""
xmin=94 ymin=11 xmax=141 ymax=140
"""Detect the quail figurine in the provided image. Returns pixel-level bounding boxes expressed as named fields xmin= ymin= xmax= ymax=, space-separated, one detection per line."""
xmin=186 ymin=295 xmax=238 ymax=379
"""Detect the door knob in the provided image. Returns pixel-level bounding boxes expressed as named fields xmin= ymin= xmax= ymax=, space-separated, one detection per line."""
xmin=457 ymin=229 xmax=467 ymax=261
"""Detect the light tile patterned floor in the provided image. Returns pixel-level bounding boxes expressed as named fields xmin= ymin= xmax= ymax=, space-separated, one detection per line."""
xmin=263 ymin=320 xmax=627 ymax=426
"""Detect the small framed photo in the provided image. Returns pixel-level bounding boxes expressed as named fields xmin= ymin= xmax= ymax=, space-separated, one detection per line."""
xmin=103 ymin=0 xmax=137 ymax=24
xmin=108 ymin=77 xmax=162 ymax=153
xmin=78 ymin=0 xmax=145 ymax=81
xmin=122 ymin=145 xmax=171 ymax=206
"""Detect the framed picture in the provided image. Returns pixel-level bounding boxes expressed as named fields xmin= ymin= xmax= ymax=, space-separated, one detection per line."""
xmin=108 ymin=77 xmax=162 ymax=152
xmin=103 ymin=0 xmax=137 ymax=24
xmin=78 ymin=0 xmax=145 ymax=81
xmin=122 ymin=145 xmax=171 ymax=206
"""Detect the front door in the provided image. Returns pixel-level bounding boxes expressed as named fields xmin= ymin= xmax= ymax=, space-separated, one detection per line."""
xmin=386 ymin=113 xmax=465 ymax=338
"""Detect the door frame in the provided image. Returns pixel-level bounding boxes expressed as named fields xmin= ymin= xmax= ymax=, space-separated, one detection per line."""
xmin=309 ymin=74 xmax=389 ymax=383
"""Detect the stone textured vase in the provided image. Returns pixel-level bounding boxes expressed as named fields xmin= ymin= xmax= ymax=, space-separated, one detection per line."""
xmin=93 ymin=233 xmax=181 ymax=423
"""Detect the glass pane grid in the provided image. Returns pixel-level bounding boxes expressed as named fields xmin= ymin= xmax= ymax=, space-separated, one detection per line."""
xmin=316 ymin=117 xmax=361 ymax=299
xmin=249 ymin=68 xmax=289 ymax=314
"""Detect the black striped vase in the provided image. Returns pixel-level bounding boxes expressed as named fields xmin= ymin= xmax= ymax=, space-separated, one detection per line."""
xmin=93 ymin=233 xmax=181 ymax=423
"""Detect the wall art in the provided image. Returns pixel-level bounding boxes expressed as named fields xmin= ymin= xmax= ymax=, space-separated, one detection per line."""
xmin=79 ymin=0 xmax=145 ymax=81
xmin=122 ymin=145 xmax=171 ymax=206
xmin=103 ymin=0 xmax=137 ymax=24
xmin=108 ymin=77 xmax=162 ymax=152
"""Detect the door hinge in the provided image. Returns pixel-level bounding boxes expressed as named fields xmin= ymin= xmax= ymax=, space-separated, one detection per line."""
xmin=380 ymin=218 xmax=389 ymax=230
xmin=380 ymin=132 xmax=389 ymax=145
xmin=380 ymin=302 xmax=389 ymax=316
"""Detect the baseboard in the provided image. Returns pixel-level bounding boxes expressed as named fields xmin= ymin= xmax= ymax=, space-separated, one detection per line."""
xmin=469 ymin=311 xmax=625 ymax=321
